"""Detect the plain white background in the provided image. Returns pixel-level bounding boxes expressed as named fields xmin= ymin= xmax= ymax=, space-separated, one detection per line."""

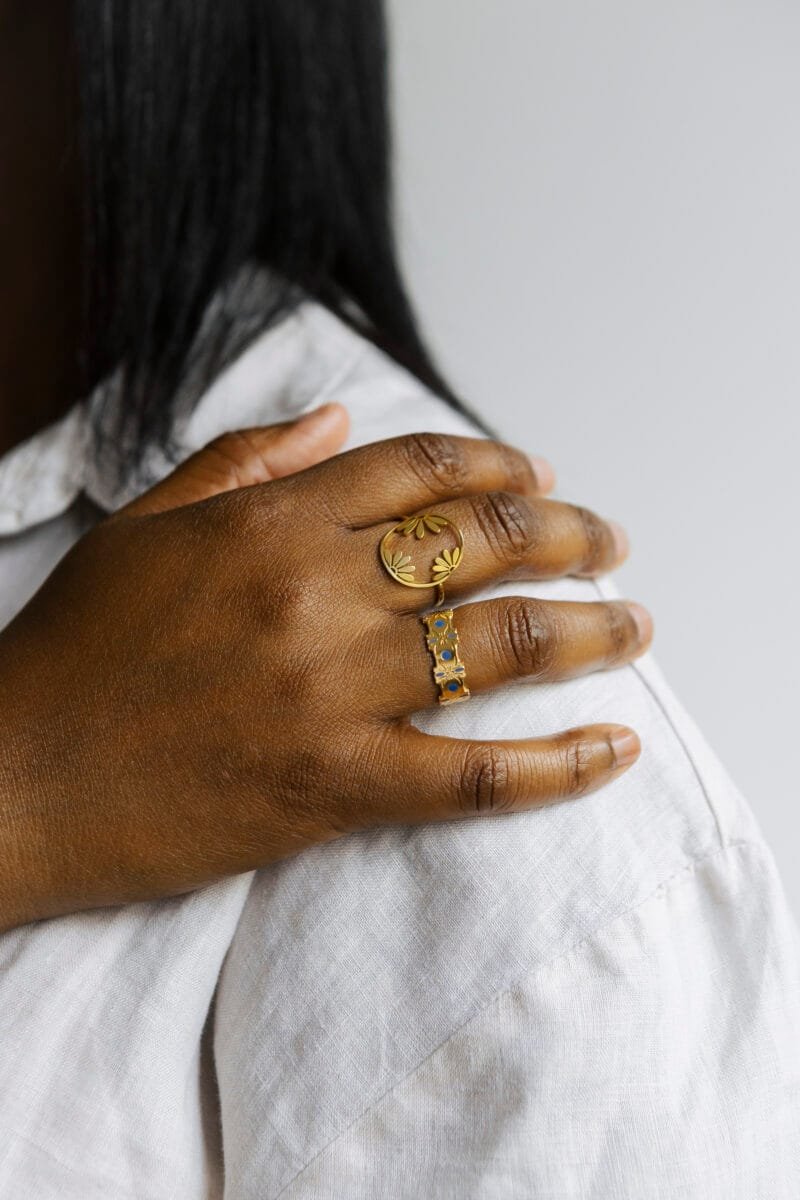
xmin=389 ymin=1 xmax=800 ymax=915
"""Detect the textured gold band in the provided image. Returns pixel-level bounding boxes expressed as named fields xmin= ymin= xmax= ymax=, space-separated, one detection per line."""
xmin=421 ymin=609 xmax=471 ymax=705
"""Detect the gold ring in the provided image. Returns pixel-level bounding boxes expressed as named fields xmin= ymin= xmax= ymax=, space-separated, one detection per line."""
xmin=380 ymin=513 xmax=465 ymax=606
xmin=421 ymin=609 xmax=471 ymax=705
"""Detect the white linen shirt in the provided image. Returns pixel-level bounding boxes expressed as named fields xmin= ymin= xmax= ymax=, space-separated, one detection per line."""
xmin=0 ymin=301 xmax=798 ymax=1199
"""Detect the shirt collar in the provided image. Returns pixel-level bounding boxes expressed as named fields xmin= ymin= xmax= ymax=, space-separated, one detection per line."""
xmin=0 ymin=292 xmax=366 ymax=537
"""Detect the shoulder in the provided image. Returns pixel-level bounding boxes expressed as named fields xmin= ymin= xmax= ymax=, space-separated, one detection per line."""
xmin=180 ymin=300 xmax=474 ymax=449
xmin=211 ymin=305 xmax=783 ymax=1190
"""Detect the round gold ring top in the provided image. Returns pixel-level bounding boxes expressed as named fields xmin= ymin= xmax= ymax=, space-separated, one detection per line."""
xmin=379 ymin=514 xmax=465 ymax=597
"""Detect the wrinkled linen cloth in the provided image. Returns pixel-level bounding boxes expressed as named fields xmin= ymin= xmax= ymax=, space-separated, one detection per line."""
xmin=0 ymin=299 xmax=798 ymax=1200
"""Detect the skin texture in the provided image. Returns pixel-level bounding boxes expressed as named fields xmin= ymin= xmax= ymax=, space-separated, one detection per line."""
xmin=0 ymin=419 xmax=651 ymax=930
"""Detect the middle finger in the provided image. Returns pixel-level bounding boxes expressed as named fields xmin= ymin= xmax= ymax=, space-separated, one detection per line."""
xmin=370 ymin=492 xmax=629 ymax=610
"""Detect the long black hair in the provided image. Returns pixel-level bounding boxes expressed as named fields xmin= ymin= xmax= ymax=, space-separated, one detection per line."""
xmin=74 ymin=0 xmax=478 ymax=452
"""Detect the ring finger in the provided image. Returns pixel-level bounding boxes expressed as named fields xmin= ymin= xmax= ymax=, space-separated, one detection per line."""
xmin=382 ymin=596 xmax=653 ymax=718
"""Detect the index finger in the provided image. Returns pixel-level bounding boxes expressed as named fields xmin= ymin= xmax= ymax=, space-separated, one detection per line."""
xmin=291 ymin=432 xmax=554 ymax=527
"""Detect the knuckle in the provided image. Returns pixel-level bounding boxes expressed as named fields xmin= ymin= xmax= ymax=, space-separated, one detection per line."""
xmin=206 ymin=430 xmax=254 ymax=482
xmin=562 ymin=738 xmax=596 ymax=797
xmin=576 ymin=506 xmax=611 ymax=571
xmin=459 ymin=744 xmax=514 ymax=816
xmin=401 ymin=432 xmax=468 ymax=495
xmin=207 ymin=429 xmax=246 ymax=456
xmin=472 ymin=491 xmax=532 ymax=560
xmin=497 ymin=440 xmax=535 ymax=493
xmin=602 ymin=602 xmax=633 ymax=662
xmin=274 ymin=576 xmax=313 ymax=619
xmin=503 ymin=599 xmax=557 ymax=678
xmin=268 ymin=574 xmax=329 ymax=636
xmin=207 ymin=486 xmax=286 ymax=571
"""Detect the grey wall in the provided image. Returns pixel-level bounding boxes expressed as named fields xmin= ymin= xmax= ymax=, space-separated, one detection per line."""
xmin=390 ymin=0 xmax=800 ymax=913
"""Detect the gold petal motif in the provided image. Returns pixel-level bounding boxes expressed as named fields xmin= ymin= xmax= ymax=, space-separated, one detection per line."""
xmin=380 ymin=514 xmax=464 ymax=597
xmin=397 ymin=514 xmax=449 ymax=540
xmin=431 ymin=546 xmax=462 ymax=583
xmin=387 ymin=549 xmax=417 ymax=584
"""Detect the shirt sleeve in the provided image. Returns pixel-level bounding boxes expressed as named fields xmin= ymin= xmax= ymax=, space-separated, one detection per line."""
xmin=212 ymin=363 xmax=800 ymax=1198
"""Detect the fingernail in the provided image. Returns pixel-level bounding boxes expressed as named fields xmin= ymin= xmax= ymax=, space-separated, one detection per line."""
xmin=608 ymin=520 xmax=630 ymax=563
xmin=625 ymin=602 xmax=654 ymax=650
xmin=609 ymin=727 xmax=641 ymax=769
xmin=529 ymin=455 xmax=556 ymax=494
xmin=296 ymin=403 xmax=346 ymax=436
xmin=297 ymin=402 xmax=334 ymax=424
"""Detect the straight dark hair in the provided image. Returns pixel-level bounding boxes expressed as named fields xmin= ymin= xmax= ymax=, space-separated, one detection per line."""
xmin=73 ymin=0 xmax=480 ymax=452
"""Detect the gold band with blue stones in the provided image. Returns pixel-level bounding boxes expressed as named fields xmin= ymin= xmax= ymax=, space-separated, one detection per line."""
xmin=421 ymin=609 xmax=471 ymax=705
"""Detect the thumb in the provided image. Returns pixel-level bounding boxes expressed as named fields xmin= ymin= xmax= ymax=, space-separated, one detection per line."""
xmin=116 ymin=403 xmax=350 ymax=519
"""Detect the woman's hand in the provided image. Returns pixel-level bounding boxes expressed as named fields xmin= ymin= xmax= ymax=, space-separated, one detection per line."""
xmin=0 ymin=422 xmax=652 ymax=929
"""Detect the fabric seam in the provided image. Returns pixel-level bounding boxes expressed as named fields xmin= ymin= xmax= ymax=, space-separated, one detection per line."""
xmin=272 ymin=837 xmax=759 ymax=1198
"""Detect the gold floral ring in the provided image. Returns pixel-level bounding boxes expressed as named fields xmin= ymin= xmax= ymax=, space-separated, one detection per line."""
xmin=379 ymin=513 xmax=465 ymax=607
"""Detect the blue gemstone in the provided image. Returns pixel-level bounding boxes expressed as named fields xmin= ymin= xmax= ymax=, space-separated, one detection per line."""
xmin=447 ymin=682 xmax=460 ymax=693
xmin=441 ymin=650 xmax=453 ymax=661
xmin=434 ymin=619 xmax=446 ymax=629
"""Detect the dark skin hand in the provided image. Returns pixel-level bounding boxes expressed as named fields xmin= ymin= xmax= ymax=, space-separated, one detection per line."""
xmin=0 ymin=420 xmax=651 ymax=931
xmin=0 ymin=3 xmax=651 ymax=934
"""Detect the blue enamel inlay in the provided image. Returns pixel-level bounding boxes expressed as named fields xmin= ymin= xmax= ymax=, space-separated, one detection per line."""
xmin=441 ymin=650 xmax=453 ymax=661
xmin=447 ymin=682 xmax=460 ymax=693
xmin=434 ymin=619 xmax=446 ymax=629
